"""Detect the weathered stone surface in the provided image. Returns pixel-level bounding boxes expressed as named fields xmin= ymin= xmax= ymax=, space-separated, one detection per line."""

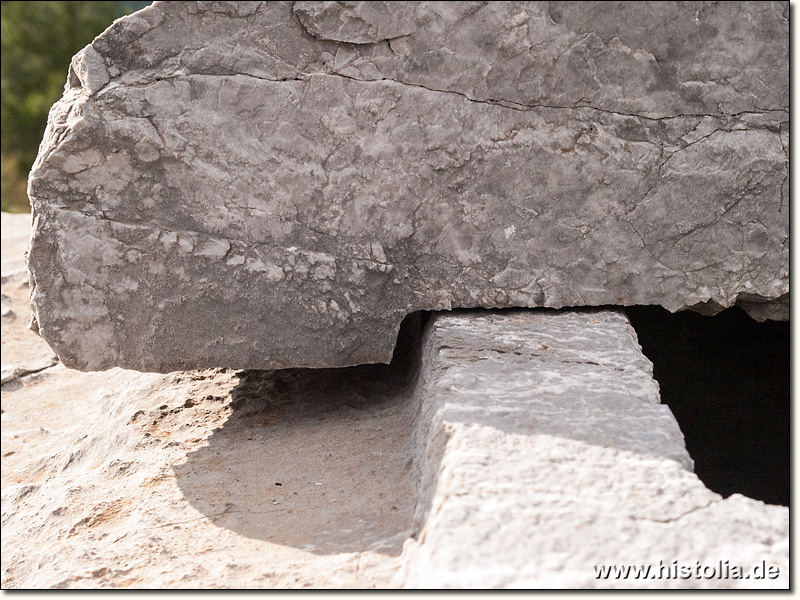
xmin=4 ymin=215 xmax=788 ymax=589
xmin=397 ymin=311 xmax=789 ymax=589
xmin=27 ymin=1 xmax=788 ymax=371
xmin=3 ymin=213 xmax=418 ymax=588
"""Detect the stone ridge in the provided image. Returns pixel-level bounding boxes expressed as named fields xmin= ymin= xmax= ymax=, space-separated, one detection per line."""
xmin=27 ymin=1 xmax=788 ymax=371
xmin=398 ymin=309 xmax=788 ymax=588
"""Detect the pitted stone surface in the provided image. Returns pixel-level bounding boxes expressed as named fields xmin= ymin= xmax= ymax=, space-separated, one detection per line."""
xmin=397 ymin=310 xmax=788 ymax=589
xmin=27 ymin=1 xmax=788 ymax=371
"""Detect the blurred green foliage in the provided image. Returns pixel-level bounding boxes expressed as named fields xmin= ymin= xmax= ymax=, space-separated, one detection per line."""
xmin=1 ymin=1 xmax=148 ymax=212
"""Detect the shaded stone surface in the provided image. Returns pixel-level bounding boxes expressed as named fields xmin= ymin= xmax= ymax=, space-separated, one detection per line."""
xmin=27 ymin=1 xmax=788 ymax=372
xmin=2 ymin=213 xmax=418 ymax=588
xmin=626 ymin=305 xmax=790 ymax=507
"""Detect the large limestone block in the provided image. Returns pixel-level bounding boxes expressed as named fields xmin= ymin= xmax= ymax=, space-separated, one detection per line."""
xmin=27 ymin=1 xmax=788 ymax=371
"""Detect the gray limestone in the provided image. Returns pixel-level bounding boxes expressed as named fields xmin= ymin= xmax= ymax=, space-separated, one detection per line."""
xmin=398 ymin=310 xmax=788 ymax=588
xmin=27 ymin=1 xmax=788 ymax=372
xmin=4 ymin=222 xmax=789 ymax=590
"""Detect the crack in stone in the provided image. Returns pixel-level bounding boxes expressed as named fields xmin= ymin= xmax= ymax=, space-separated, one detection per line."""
xmin=637 ymin=499 xmax=722 ymax=524
xmin=1 ymin=357 xmax=60 ymax=387
xmin=313 ymin=71 xmax=788 ymax=123
xmin=98 ymin=69 xmax=787 ymax=125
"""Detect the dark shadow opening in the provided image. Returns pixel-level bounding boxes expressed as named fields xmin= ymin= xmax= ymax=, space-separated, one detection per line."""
xmin=626 ymin=305 xmax=789 ymax=506
xmin=171 ymin=312 xmax=426 ymax=555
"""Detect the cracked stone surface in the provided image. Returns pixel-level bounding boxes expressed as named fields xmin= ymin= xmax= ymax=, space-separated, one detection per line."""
xmin=397 ymin=310 xmax=789 ymax=589
xmin=3 ymin=214 xmax=788 ymax=588
xmin=27 ymin=1 xmax=788 ymax=372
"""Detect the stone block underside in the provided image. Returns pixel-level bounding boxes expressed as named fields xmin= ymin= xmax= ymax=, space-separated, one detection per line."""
xmin=27 ymin=1 xmax=788 ymax=371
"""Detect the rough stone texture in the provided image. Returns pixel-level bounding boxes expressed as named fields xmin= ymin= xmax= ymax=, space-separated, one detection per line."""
xmin=3 ymin=212 xmax=418 ymax=588
xmin=2 ymin=214 xmax=788 ymax=588
xmin=26 ymin=1 xmax=788 ymax=372
xmin=397 ymin=311 xmax=789 ymax=589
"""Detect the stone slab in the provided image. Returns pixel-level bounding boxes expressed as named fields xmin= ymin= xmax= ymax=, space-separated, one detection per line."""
xmin=27 ymin=1 xmax=788 ymax=371
xmin=396 ymin=310 xmax=788 ymax=588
